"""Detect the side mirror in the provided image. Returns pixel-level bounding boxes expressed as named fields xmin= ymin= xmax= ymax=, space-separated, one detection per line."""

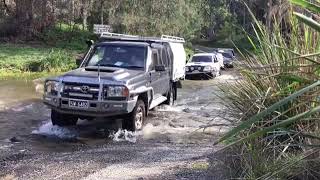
xmin=214 ymin=58 xmax=218 ymax=63
xmin=86 ymin=40 xmax=94 ymax=48
xmin=155 ymin=65 xmax=166 ymax=72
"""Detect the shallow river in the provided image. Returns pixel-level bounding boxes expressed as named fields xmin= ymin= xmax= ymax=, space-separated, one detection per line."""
xmin=0 ymin=70 xmax=238 ymax=179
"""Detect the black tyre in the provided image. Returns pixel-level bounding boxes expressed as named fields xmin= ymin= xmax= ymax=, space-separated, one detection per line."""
xmin=123 ymin=100 xmax=146 ymax=131
xmin=164 ymin=84 xmax=175 ymax=105
xmin=51 ymin=110 xmax=78 ymax=126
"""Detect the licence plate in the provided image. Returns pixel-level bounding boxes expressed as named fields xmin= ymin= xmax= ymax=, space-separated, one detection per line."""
xmin=69 ymin=100 xmax=89 ymax=109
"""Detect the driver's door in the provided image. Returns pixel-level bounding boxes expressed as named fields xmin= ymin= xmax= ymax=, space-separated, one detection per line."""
xmin=149 ymin=50 xmax=164 ymax=99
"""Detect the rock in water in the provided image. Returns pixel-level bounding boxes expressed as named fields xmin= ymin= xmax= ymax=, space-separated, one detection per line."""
xmin=10 ymin=137 xmax=20 ymax=143
xmin=183 ymin=108 xmax=191 ymax=113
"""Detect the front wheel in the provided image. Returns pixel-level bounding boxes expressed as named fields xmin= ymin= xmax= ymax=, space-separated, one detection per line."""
xmin=51 ymin=110 xmax=78 ymax=126
xmin=122 ymin=100 xmax=146 ymax=131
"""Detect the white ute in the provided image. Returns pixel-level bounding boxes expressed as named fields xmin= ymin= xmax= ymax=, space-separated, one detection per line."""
xmin=185 ymin=53 xmax=221 ymax=79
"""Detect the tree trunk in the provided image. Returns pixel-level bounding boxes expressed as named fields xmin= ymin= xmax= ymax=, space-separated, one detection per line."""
xmin=266 ymin=0 xmax=273 ymax=31
xmin=15 ymin=0 xmax=34 ymax=38
xmin=100 ymin=0 xmax=104 ymax=24
xmin=82 ymin=0 xmax=93 ymax=30
xmin=82 ymin=0 xmax=88 ymax=30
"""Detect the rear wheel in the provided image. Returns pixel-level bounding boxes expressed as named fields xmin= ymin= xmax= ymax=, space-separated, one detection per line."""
xmin=51 ymin=110 xmax=78 ymax=126
xmin=123 ymin=100 xmax=146 ymax=131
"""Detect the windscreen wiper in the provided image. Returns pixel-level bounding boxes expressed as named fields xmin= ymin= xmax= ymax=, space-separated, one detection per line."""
xmin=122 ymin=65 xmax=144 ymax=69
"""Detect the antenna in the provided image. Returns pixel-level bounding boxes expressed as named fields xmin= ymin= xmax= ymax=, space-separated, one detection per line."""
xmin=98 ymin=64 xmax=101 ymax=82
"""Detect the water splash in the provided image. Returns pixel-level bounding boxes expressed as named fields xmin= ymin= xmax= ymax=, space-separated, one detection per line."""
xmin=32 ymin=122 xmax=77 ymax=139
xmin=12 ymin=103 xmax=34 ymax=112
xmin=155 ymin=105 xmax=183 ymax=112
xmin=109 ymin=129 xmax=139 ymax=143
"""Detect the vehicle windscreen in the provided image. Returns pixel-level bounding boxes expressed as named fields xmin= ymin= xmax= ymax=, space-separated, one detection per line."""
xmin=191 ymin=56 xmax=212 ymax=63
xmin=222 ymin=53 xmax=233 ymax=59
xmin=86 ymin=45 xmax=147 ymax=69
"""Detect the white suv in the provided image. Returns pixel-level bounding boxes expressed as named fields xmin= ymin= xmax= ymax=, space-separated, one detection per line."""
xmin=185 ymin=53 xmax=221 ymax=79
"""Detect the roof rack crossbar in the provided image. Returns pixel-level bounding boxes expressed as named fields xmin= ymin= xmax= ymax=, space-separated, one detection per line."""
xmin=161 ymin=35 xmax=185 ymax=43
xmin=100 ymin=32 xmax=139 ymax=39
xmin=100 ymin=32 xmax=185 ymax=43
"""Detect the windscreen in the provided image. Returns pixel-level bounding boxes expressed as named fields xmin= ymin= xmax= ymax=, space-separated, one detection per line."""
xmin=191 ymin=56 xmax=212 ymax=63
xmin=222 ymin=53 xmax=233 ymax=58
xmin=86 ymin=45 xmax=147 ymax=69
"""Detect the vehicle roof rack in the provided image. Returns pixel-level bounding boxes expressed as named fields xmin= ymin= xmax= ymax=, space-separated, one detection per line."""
xmin=100 ymin=32 xmax=185 ymax=43
xmin=161 ymin=35 xmax=185 ymax=43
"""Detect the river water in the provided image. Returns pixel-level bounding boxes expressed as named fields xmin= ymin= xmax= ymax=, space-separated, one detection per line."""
xmin=0 ymin=70 xmax=238 ymax=179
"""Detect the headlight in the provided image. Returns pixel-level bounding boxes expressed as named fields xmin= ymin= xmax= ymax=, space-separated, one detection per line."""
xmin=105 ymin=86 xmax=129 ymax=98
xmin=185 ymin=67 xmax=189 ymax=71
xmin=45 ymin=81 xmax=61 ymax=96
xmin=203 ymin=66 xmax=212 ymax=72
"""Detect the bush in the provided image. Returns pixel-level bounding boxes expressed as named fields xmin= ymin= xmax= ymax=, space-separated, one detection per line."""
xmin=23 ymin=50 xmax=76 ymax=72
xmin=218 ymin=4 xmax=320 ymax=179
xmin=40 ymin=23 xmax=97 ymax=51
xmin=0 ymin=44 xmax=76 ymax=73
xmin=37 ymin=50 xmax=76 ymax=72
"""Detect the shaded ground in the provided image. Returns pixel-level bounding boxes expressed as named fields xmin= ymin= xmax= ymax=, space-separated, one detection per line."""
xmin=0 ymin=69 xmax=239 ymax=180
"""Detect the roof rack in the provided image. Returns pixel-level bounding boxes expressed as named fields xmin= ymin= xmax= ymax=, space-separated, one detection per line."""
xmin=100 ymin=32 xmax=185 ymax=43
xmin=100 ymin=32 xmax=139 ymax=40
xmin=161 ymin=35 xmax=185 ymax=43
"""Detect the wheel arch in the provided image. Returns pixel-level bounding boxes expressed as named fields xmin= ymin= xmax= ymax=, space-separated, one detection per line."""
xmin=137 ymin=90 xmax=152 ymax=115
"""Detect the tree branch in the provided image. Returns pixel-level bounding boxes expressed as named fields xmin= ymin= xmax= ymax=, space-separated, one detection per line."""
xmin=3 ymin=0 xmax=11 ymax=15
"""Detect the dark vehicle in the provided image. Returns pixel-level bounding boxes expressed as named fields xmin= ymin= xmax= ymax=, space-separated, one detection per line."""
xmin=43 ymin=33 xmax=186 ymax=131
xmin=213 ymin=48 xmax=235 ymax=68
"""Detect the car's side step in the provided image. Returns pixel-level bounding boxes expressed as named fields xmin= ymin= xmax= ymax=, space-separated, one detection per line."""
xmin=149 ymin=96 xmax=167 ymax=110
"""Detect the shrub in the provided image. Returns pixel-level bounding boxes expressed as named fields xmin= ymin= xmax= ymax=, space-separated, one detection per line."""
xmin=37 ymin=50 xmax=76 ymax=72
xmin=218 ymin=1 xmax=320 ymax=179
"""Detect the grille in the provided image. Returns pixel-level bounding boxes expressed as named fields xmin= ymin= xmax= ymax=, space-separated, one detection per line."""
xmin=61 ymin=82 xmax=100 ymax=100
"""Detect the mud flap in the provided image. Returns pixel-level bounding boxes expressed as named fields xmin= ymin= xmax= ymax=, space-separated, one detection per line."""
xmin=175 ymin=81 xmax=182 ymax=89
xmin=173 ymin=82 xmax=178 ymax=101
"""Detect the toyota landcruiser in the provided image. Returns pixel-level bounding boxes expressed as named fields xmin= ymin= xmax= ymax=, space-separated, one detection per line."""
xmin=185 ymin=53 xmax=221 ymax=79
xmin=43 ymin=33 xmax=186 ymax=131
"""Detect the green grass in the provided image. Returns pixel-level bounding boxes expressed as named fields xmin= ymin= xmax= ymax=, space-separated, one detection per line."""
xmin=0 ymin=23 xmax=94 ymax=77
xmin=0 ymin=43 xmax=77 ymax=76
xmin=0 ymin=44 xmax=49 ymax=70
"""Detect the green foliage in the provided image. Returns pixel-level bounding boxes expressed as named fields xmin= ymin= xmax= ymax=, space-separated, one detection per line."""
xmin=290 ymin=0 xmax=320 ymax=13
xmin=37 ymin=50 xmax=76 ymax=72
xmin=0 ymin=44 xmax=76 ymax=73
xmin=219 ymin=2 xmax=320 ymax=178
xmin=219 ymin=81 xmax=320 ymax=144
xmin=185 ymin=48 xmax=194 ymax=61
xmin=40 ymin=23 xmax=96 ymax=51
xmin=94 ymin=0 xmax=205 ymax=40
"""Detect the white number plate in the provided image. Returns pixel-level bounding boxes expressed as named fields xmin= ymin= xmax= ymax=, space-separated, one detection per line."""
xmin=69 ymin=100 xmax=89 ymax=109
